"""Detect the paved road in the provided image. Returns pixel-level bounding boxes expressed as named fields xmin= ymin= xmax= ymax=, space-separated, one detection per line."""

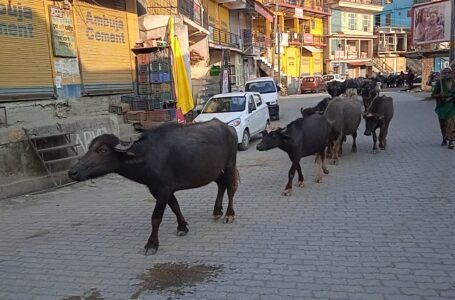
xmin=1 ymin=92 xmax=455 ymax=300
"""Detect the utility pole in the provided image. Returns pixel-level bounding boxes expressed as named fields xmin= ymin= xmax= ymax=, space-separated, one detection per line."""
xmin=271 ymin=0 xmax=281 ymax=87
xmin=451 ymin=0 xmax=455 ymax=66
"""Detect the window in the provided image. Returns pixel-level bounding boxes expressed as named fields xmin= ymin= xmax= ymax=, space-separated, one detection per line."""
xmin=245 ymin=81 xmax=277 ymax=94
xmin=202 ymin=97 xmax=246 ymax=113
xmin=348 ymin=13 xmax=356 ymax=30
xmin=248 ymin=96 xmax=256 ymax=111
xmin=375 ymin=14 xmax=381 ymax=26
xmin=385 ymin=0 xmax=393 ymax=3
xmin=407 ymin=10 xmax=411 ymax=17
xmin=363 ymin=15 xmax=370 ymax=32
xmin=253 ymin=94 xmax=263 ymax=107
xmin=385 ymin=14 xmax=391 ymax=26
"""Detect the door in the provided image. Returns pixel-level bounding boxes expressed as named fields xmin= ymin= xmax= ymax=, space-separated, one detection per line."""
xmin=253 ymin=94 xmax=269 ymax=131
xmin=246 ymin=94 xmax=260 ymax=135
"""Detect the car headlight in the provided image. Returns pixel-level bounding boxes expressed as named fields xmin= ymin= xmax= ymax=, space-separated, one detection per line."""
xmin=228 ymin=118 xmax=241 ymax=127
xmin=269 ymin=101 xmax=277 ymax=105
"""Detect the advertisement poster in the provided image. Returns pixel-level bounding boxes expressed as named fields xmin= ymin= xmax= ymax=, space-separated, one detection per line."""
xmin=49 ymin=6 xmax=77 ymax=57
xmin=412 ymin=1 xmax=450 ymax=45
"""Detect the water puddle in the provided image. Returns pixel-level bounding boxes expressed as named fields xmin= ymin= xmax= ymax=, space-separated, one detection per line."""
xmin=131 ymin=262 xmax=223 ymax=299
xmin=25 ymin=230 xmax=50 ymax=239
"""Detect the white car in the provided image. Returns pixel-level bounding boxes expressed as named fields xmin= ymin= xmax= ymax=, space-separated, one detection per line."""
xmin=194 ymin=92 xmax=270 ymax=150
xmin=245 ymin=77 xmax=280 ymax=120
xmin=323 ymin=74 xmax=344 ymax=82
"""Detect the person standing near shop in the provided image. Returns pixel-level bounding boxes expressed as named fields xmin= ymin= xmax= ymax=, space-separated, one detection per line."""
xmin=407 ymin=69 xmax=415 ymax=91
xmin=432 ymin=68 xmax=455 ymax=149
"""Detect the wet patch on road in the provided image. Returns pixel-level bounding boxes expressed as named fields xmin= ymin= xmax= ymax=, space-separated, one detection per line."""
xmin=25 ymin=230 xmax=50 ymax=239
xmin=62 ymin=288 xmax=103 ymax=300
xmin=131 ymin=262 xmax=223 ymax=299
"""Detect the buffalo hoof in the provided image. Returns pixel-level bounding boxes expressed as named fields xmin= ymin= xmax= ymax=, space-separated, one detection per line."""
xmin=213 ymin=212 xmax=223 ymax=220
xmin=351 ymin=147 xmax=357 ymax=153
xmin=371 ymin=149 xmax=378 ymax=154
xmin=282 ymin=189 xmax=292 ymax=196
xmin=223 ymin=215 xmax=235 ymax=224
xmin=144 ymin=243 xmax=159 ymax=255
xmin=323 ymin=168 xmax=330 ymax=175
xmin=331 ymin=159 xmax=338 ymax=165
xmin=296 ymin=181 xmax=305 ymax=188
xmin=314 ymin=177 xmax=322 ymax=183
xmin=176 ymin=225 xmax=189 ymax=236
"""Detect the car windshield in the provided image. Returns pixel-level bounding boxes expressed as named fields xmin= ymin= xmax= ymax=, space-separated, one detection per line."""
xmin=202 ymin=96 xmax=246 ymax=113
xmin=245 ymin=81 xmax=276 ymax=94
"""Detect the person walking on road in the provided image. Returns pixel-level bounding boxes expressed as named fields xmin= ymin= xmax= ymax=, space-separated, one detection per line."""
xmin=432 ymin=67 xmax=455 ymax=149
xmin=407 ymin=69 xmax=415 ymax=91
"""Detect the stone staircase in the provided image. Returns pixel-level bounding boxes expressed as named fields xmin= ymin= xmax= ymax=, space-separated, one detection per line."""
xmin=372 ymin=57 xmax=395 ymax=74
xmin=193 ymin=75 xmax=221 ymax=110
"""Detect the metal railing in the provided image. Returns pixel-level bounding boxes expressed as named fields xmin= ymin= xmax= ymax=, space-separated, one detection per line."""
xmin=288 ymin=31 xmax=325 ymax=46
xmin=146 ymin=0 xmax=208 ymax=29
xmin=327 ymin=0 xmax=382 ymax=5
xmin=209 ymin=26 xmax=243 ymax=50
xmin=243 ymin=30 xmax=272 ymax=48
xmin=263 ymin=0 xmax=330 ymax=13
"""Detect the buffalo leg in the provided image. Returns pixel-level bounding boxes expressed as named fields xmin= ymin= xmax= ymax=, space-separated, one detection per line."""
xmin=224 ymin=166 xmax=237 ymax=224
xmin=379 ymin=124 xmax=390 ymax=150
xmin=167 ymin=194 xmax=189 ymax=236
xmin=284 ymin=160 xmax=299 ymax=196
xmin=372 ymin=131 xmax=378 ymax=154
xmin=295 ymin=164 xmax=304 ymax=187
xmin=314 ymin=152 xmax=324 ymax=183
xmin=351 ymin=132 xmax=358 ymax=152
xmin=213 ymin=176 xmax=227 ymax=219
xmin=144 ymin=195 xmax=168 ymax=255
xmin=331 ymin=135 xmax=343 ymax=164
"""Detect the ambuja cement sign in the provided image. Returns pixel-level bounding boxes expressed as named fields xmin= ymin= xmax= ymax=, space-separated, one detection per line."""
xmin=0 ymin=1 xmax=34 ymax=38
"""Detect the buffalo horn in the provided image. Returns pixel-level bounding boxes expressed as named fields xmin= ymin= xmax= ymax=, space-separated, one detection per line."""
xmin=114 ymin=138 xmax=135 ymax=152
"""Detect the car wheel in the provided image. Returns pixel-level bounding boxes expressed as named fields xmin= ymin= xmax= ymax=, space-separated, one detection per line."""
xmin=238 ymin=130 xmax=250 ymax=151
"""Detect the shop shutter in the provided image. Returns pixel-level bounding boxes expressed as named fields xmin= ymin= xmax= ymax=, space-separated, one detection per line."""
xmin=0 ymin=0 xmax=54 ymax=101
xmin=73 ymin=0 xmax=133 ymax=95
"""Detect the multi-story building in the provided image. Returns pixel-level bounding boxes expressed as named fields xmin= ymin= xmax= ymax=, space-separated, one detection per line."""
xmin=325 ymin=0 xmax=383 ymax=78
xmin=257 ymin=0 xmax=330 ymax=91
xmin=373 ymin=0 xmax=412 ymax=73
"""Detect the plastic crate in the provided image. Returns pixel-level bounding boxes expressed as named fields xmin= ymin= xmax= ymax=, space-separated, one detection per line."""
xmin=121 ymin=95 xmax=140 ymax=103
xmin=160 ymin=72 xmax=171 ymax=82
xmin=137 ymin=54 xmax=151 ymax=65
xmin=138 ymin=73 xmax=149 ymax=84
xmin=138 ymin=64 xmax=149 ymax=73
xmin=138 ymin=84 xmax=151 ymax=95
xmin=160 ymin=92 xmax=172 ymax=101
xmin=161 ymin=83 xmax=171 ymax=92
xmin=150 ymin=60 xmax=161 ymax=71
xmin=146 ymin=109 xmax=175 ymax=122
xmin=130 ymin=99 xmax=147 ymax=111
xmin=151 ymin=84 xmax=162 ymax=93
xmin=150 ymin=71 xmax=161 ymax=83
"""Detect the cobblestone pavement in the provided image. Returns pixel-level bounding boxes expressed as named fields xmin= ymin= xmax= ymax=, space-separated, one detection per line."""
xmin=1 ymin=92 xmax=455 ymax=300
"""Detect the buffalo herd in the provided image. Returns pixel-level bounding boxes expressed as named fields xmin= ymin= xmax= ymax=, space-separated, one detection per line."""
xmin=68 ymin=78 xmax=394 ymax=254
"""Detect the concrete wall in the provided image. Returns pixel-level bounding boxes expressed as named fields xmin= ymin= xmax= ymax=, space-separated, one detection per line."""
xmin=421 ymin=57 xmax=434 ymax=91
xmin=0 ymin=93 xmax=124 ymax=200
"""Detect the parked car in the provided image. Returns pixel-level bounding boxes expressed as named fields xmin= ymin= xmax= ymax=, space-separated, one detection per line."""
xmin=323 ymin=74 xmax=344 ymax=82
xmin=194 ymin=92 xmax=270 ymax=150
xmin=300 ymin=76 xmax=327 ymax=93
xmin=245 ymin=77 xmax=280 ymax=120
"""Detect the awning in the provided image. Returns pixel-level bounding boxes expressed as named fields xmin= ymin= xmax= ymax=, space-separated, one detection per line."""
xmin=254 ymin=2 xmax=274 ymax=22
xmin=303 ymin=46 xmax=323 ymax=53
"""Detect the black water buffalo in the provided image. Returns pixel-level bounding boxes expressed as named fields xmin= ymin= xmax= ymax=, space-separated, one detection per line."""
xmin=324 ymin=96 xmax=362 ymax=164
xmin=256 ymin=115 xmax=331 ymax=196
xmin=360 ymin=80 xmax=381 ymax=109
xmin=363 ymin=95 xmax=394 ymax=153
xmin=300 ymin=97 xmax=332 ymax=117
xmin=68 ymin=120 xmax=239 ymax=254
xmin=327 ymin=81 xmax=345 ymax=97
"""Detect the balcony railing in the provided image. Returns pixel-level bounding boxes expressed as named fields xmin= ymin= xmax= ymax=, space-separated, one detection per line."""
xmin=288 ymin=31 xmax=325 ymax=46
xmin=243 ymin=30 xmax=272 ymax=48
xmin=146 ymin=0 xmax=208 ymax=29
xmin=327 ymin=0 xmax=382 ymax=5
xmin=263 ymin=0 xmax=330 ymax=13
xmin=209 ymin=26 xmax=243 ymax=50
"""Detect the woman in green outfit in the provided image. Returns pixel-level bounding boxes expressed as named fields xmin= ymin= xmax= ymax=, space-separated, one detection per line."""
xmin=431 ymin=68 xmax=455 ymax=149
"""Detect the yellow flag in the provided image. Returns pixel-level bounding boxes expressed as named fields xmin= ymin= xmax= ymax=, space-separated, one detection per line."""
xmin=168 ymin=16 xmax=194 ymax=115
